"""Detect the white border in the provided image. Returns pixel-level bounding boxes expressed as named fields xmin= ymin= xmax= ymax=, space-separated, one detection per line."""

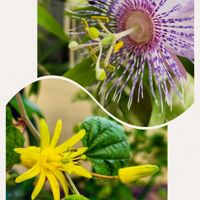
xmin=1 ymin=0 xmax=200 ymax=199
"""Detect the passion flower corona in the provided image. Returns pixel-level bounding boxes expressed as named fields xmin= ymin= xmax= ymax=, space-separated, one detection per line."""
xmin=69 ymin=0 xmax=194 ymax=109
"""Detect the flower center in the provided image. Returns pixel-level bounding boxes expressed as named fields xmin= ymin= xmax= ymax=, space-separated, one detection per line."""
xmin=38 ymin=149 xmax=62 ymax=168
xmin=124 ymin=11 xmax=154 ymax=44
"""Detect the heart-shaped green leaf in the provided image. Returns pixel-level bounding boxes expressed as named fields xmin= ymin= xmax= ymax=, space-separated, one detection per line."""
xmin=80 ymin=117 xmax=131 ymax=175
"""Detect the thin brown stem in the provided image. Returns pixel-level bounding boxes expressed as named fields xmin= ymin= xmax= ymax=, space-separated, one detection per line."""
xmin=91 ymin=172 xmax=119 ymax=180
xmin=15 ymin=93 xmax=40 ymax=141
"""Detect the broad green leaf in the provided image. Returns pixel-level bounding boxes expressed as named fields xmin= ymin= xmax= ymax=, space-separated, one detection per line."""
xmin=38 ymin=4 xmax=67 ymax=41
xmin=64 ymin=58 xmax=96 ymax=87
xmin=9 ymin=96 xmax=43 ymax=119
xmin=62 ymin=195 xmax=89 ymax=200
xmin=6 ymin=108 xmax=24 ymax=171
xmin=80 ymin=117 xmax=131 ymax=175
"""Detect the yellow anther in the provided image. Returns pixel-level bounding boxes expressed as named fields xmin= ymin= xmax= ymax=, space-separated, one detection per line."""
xmin=100 ymin=62 xmax=115 ymax=71
xmin=114 ymin=41 xmax=124 ymax=53
xmin=91 ymin=16 xmax=110 ymax=23
xmin=82 ymin=18 xmax=89 ymax=29
xmin=107 ymin=64 xmax=116 ymax=71
xmin=88 ymin=46 xmax=98 ymax=61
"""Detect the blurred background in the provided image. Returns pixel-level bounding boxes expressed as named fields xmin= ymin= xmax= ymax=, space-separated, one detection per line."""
xmin=6 ymin=78 xmax=167 ymax=200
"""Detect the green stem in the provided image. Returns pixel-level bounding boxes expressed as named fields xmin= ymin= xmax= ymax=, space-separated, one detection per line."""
xmin=65 ymin=173 xmax=80 ymax=195
xmin=91 ymin=172 xmax=118 ymax=180
xmin=15 ymin=93 xmax=40 ymax=141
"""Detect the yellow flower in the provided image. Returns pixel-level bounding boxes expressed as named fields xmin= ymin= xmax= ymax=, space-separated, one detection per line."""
xmin=118 ymin=165 xmax=159 ymax=183
xmin=14 ymin=119 xmax=92 ymax=200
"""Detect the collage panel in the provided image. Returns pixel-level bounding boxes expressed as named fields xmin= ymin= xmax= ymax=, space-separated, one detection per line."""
xmin=38 ymin=0 xmax=194 ymax=127
xmin=6 ymin=78 xmax=167 ymax=200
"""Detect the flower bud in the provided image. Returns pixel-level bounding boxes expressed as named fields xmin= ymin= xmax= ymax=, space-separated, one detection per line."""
xmin=118 ymin=165 xmax=159 ymax=183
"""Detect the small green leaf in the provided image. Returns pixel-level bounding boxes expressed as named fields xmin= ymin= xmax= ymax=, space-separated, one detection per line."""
xmin=80 ymin=117 xmax=130 ymax=175
xmin=64 ymin=58 xmax=96 ymax=87
xmin=6 ymin=108 xmax=24 ymax=171
xmin=38 ymin=4 xmax=67 ymax=41
xmin=62 ymin=194 xmax=89 ymax=200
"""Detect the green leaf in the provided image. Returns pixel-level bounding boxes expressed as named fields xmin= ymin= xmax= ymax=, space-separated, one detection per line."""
xmin=62 ymin=195 xmax=89 ymax=200
xmin=64 ymin=58 xmax=96 ymax=87
xmin=9 ymin=96 xmax=43 ymax=119
xmin=28 ymin=82 xmax=41 ymax=96
xmin=38 ymin=4 xmax=67 ymax=41
xmin=6 ymin=107 xmax=13 ymax=125
xmin=80 ymin=117 xmax=131 ymax=175
xmin=6 ymin=108 xmax=24 ymax=171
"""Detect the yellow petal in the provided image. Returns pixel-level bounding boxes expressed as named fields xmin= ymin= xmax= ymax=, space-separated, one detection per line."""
xmin=49 ymin=119 xmax=62 ymax=148
xmin=14 ymin=148 xmax=26 ymax=154
xmin=40 ymin=119 xmax=50 ymax=149
xmin=66 ymin=164 xmax=92 ymax=179
xmin=15 ymin=163 xmax=40 ymax=183
xmin=118 ymin=165 xmax=159 ymax=183
xmin=55 ymin=129 xmax=86 ymax=153
xmin=14 ymin=146 xmax=40 ymax=155
xmin=53 ymin=169 xmax=69 ymax=196
xmin=70 ymin=147 xmax=88 ymax=158
xmin=46 ymin=172 xmax=60 ymax=200
xmin=31 ymin=170 xmax=46 ymax=200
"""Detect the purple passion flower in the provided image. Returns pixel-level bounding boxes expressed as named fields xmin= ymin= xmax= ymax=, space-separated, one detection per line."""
xmin=69 ymin=0 xmax=194 ymax=109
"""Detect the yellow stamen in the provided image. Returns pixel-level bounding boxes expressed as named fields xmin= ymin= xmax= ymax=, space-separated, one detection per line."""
xmin=91 ymin=16 xmax=110 ymax=23
xmin=82 ymin=18 xmax=89 ymax=29
xmin=96 ymin=19 xmax=111 ymax=34
xmin=114 ymin=41 xmax=124 ymax=53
